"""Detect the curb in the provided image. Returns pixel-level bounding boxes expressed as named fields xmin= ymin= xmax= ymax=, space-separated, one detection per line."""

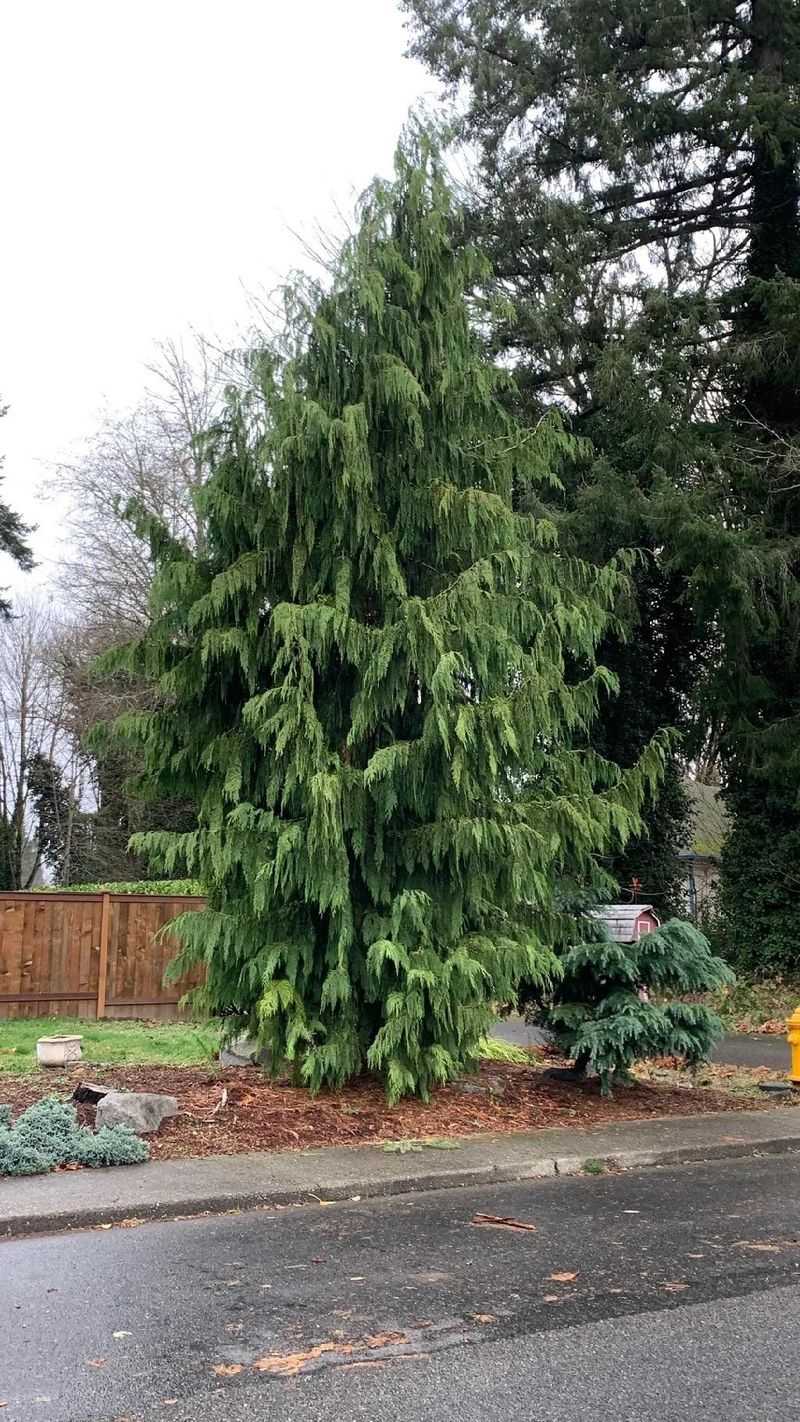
xmin=4 ymin=1130 xmax=800 ymax=1240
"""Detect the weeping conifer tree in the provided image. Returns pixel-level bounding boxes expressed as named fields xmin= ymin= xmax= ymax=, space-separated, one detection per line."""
xmin=114 ymin=135 xmax=668 ymax=1099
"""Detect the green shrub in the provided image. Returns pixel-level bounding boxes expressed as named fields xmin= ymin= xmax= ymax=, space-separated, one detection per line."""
xmin=540 ymin=918 xmax=734 ymax=1094
xmin=72 ymin=1125 xmax=149 ymax=1168
xmin=38 ymin=880 xmax=203 ymax=896
xmin=478 ymin=1036 xmax=530 ymax=1065
xmin=0 ymin=1131 xmax=50 ymax=1176
xmin=14 ymin=1097 xmax=79 ymax=1165
xmin=0 ymin=1104 xmax=11 ymax=1128
xmin=0 ymin=1097 xmax=150 ymax=1175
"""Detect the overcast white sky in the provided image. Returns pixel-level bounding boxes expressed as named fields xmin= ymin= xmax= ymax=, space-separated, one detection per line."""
xmin=0 ymin=0 xmax=431 ymax=591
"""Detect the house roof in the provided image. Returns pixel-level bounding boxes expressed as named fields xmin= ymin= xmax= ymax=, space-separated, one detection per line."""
xmin=682 ymin=780 xmax=729 ymax=859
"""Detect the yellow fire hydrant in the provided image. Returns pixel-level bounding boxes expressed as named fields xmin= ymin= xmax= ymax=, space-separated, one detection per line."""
xmin=787 ymin=1007 xmax=800 ymax=1085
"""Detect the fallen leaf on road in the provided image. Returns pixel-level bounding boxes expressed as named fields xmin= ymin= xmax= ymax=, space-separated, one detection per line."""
xmin=0 ymin=1401 xmax=7 ymax=1408
xmin=212 ymin=1363 xmax=243 ymax=1377
xmin=86 ymin=1359 xmax=106 ymax=1368
xmin=253 ymin=1331 xmax=409 ymax=1377
xmin=471 ymin=1313 xmax=497 ymax=1324
xmin=98 ymin=1224 xmax=113 ymax=1230
xmin=543 ymin=1295 xmax=560 ymax=1303
xmin=161 ymin=1400 xmax=178 ymax=1406
xmin=112 ymin=1331 xmax=132 ymax=1339
xmin=548 ymin=1272 xmax=578 ymax=1283
xmin=471 ymin=1213 xmax=537 ymax=1232
xmin=254 ymin=1343 xmax=347 ymax=1376
xmin=687 ymin=1253 xmax=704 ymax=1259
xmin=661 ymin=1282 xmax=689 ymax=1292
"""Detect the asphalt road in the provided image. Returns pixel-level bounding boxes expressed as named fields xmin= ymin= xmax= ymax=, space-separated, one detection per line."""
xmin=493 ymin=1016 xmax=791 ymax=1070
xmin=3 ymin=1154 xmax=800 ymax=1421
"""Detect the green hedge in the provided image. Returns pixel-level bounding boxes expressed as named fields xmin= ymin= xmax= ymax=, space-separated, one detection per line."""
xmin=38 ymin=879 xmax=203 ymax=896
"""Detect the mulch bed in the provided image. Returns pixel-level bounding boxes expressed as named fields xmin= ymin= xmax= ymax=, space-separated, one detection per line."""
xmin=0 ymin=1057 xmax=772 ymax=1162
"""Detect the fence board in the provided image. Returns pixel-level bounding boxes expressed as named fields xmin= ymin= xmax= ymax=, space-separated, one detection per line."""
xmin=0 ymin=892 xmax=205 ymax=1021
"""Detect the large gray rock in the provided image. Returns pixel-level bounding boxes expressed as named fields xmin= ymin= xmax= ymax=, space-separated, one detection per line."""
xmin=219 ymin=1036 xmax=271 ymax=1068
xmin=95 ymin=1091 xmax=179 ymax=1135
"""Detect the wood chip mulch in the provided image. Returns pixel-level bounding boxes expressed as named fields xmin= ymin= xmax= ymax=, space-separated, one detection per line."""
xmin=0 ymin=1056 xmax=772 ymax=1162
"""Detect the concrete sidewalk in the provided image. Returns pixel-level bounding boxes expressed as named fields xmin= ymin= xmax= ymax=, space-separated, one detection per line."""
xmin=3 ymin=1105 xmax=800 ymax=1240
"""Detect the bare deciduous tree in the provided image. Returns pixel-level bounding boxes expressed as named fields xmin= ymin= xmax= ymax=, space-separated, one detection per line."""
xmin=52 ymin=335 xmax=226 ymax=639
xmin=34 ymin=337 xmax=228 ymax=882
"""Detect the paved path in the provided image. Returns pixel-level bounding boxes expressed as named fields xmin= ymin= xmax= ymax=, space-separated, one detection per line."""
xmin=3 ymin=1154 xmax=800 ymax=1420
xmin=711 ymin=1032 xmax=789 ymax=1070
xmin=493 ymin=1017 xmax=791 ymax=1071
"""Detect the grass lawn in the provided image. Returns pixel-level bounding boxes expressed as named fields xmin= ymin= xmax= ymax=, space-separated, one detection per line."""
xmin=0 ymin=1019 xmax=525 ymax=1078
xmin=0 ymin=1016 xmax=220 ymax=1074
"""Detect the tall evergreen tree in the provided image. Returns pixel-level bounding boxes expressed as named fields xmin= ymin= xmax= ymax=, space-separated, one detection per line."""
xmin=114 ymin=139 xmax=667 ymax=1098
xmin=405 ymin=0 xmax=800 ymax=960
xmin=0 ymin=401 xmax=33 ymax=618
xmin=26 ymin=752 xmax=92 ymax=886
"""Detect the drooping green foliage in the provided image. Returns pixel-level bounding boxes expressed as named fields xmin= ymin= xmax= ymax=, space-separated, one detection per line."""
xmin=111 ymin=137 xmax=669 ymax=1100
xmin=0 ymin=1097 xmax=149 ymax=1176
xmin=540 ymin=919 xmax=734 ymax=1093
xmin=405 ymin=0 xmax=800 ymax=964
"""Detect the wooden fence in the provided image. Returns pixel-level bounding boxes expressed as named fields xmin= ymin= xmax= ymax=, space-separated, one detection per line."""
xmin=0 ymin=892 xmax=206 ymax=1020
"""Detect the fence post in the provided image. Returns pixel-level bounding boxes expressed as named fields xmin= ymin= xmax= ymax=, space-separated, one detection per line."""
xmin=96 ymin=893 xmax=111 ymax=1019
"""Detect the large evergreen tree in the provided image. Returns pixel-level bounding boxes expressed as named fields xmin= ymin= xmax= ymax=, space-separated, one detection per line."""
xmin=115 ymin=140 xmax=666 ymax=1098
xmin=405 ymin=0 xmax=800 ymax=961
xmin=0 ymin=400 xmax=33 ymax=617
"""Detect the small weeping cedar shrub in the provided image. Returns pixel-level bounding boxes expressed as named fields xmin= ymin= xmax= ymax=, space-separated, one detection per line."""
xmin=107 ymin=131 xmax=670 ymax=1101
xmin=536 ymin=917 xmax=734 ymax=1094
